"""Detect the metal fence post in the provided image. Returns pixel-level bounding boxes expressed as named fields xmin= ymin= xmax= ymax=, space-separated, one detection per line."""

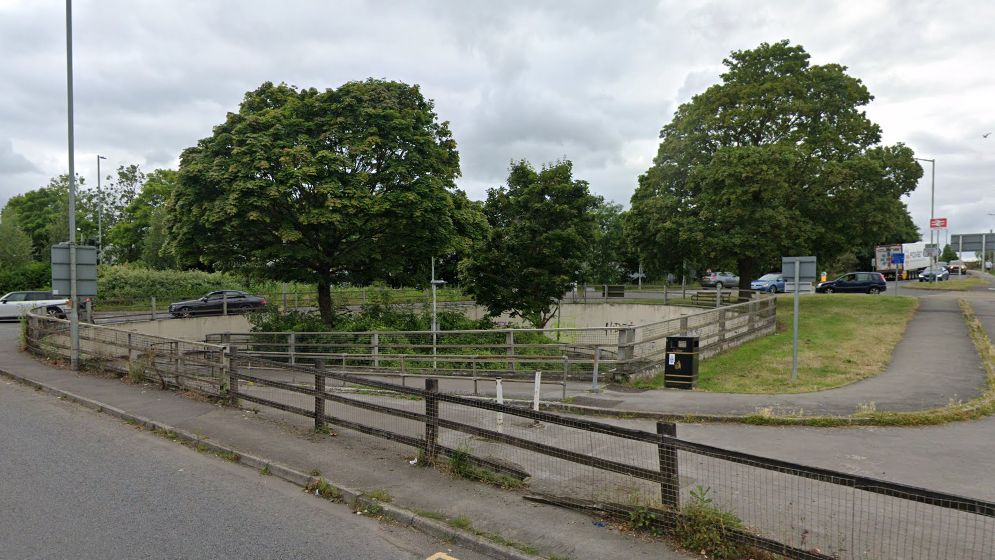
xmin=506 ymin=331 xmax=515 ymax=372
xmin=657 ymin=422 xmax=680 ymax=510
xmin=314 ymin=358 xmax=326 ymax=431
xmin=424 ymin=378 xmax=439 ymax=462
xmin=150 ymin=296 xmax=156 ymax=321
xmin=562 ymin=356 xmax=569 ymax=401
xmin=222 ymin=292 xmax=228 ymax=316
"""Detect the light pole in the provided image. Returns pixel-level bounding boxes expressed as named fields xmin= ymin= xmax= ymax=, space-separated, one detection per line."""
xmin=430 ymin=257 xmax=446 ymax=369
xmin=914 ymin=157 xmax=936 ymax=283
xmin=96 ymin=154 xmax=106 ymax=263
xmin=65 ymin=0 xmax=80 ymax=370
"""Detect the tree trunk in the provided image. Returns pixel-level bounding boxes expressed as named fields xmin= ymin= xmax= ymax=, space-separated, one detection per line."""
xmin=737 ymin=258 xmax=755 ymax=292
xmin=317 ymin=277 xmax=333 ymax=325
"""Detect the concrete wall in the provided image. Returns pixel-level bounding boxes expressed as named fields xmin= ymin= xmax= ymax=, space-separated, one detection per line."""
xmin=461 ymin=302 xmax=696 ymax=328
xmin=121 ymin=315 xmax=251 ymax=340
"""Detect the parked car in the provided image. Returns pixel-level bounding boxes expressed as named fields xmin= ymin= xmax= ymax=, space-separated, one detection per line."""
xmin=701 ymin=271 xmax=739 ymax=289
xmin=815 ymin=272 xmax=887 ymax=294
xmin=169 ymin=290 xmax=268 ymax=318
xmin=750 ymin=273 xmax=785 ymax=293
xmin=0 ymin=291 xmax=70 ymax=321
xmin=918 ymin=266 xmax=950 ymax=282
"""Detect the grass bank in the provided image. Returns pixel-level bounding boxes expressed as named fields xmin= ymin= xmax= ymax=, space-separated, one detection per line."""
xmin=635 ymin=295 xmax=919 ymax=393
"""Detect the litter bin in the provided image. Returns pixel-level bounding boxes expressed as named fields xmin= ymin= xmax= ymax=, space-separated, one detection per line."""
xmin=664 ymin=336 xmax=699 ymax=389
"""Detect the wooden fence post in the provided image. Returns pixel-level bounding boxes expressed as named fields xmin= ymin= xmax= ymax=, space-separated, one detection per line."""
xmin=657 ymin=422 xmax=680 ymax=510
xmin=424 ymin=378 xmax=439 ymax=462
xmin=314 ymin=358 xmax=326 ymax=430
xmin=680 ymin=316 xmax=689 ymax=336
xmin=371 ymin=333 xmax=379 ymax=368
xmin=229 ymin=346 xmax=240 ymax=407
xmin=718 ymin=309 xmax=727 ymax=343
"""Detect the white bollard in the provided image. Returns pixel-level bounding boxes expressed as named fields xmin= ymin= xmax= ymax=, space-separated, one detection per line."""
xmin=495 ymin=377 xmax=504 ymax=433
xmin=532 ymin=370 xmax=542 ymax=412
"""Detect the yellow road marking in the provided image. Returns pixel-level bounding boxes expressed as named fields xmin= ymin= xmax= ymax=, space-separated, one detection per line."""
xmin=426 ymin=553 xmax=458 ymax=560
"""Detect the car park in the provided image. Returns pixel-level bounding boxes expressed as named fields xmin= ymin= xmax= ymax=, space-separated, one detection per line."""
xmin=815 ymin=272 xmax=887 ymax=294
xmin=0 ymin=291 xmax=70 ymax=321
xmin=918 ymin=266 xmax=950 ymax=282
xmin=169 ymin=290 xmax=268 ymax=318
xmin=750 ymin=273 xmax=785 ymax=293
xmin=701 ymin=271 xmax=739 ymax=289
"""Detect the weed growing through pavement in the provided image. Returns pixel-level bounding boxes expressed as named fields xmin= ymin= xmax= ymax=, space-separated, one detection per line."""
xmin=446 ymin=446 xmax=527 ymax=489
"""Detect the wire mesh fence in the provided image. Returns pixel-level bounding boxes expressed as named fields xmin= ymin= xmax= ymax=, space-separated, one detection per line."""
xmin=22 ymin=311 xmax=994 ymax=559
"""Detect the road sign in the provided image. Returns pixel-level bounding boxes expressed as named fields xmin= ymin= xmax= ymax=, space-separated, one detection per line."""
xmin=929 ymin=218 xmax=948 ymax=229
xmin=892 ymin=253 xmax=905 ymax=265
xmin=51 ymin=244 xmax=97 ymax=298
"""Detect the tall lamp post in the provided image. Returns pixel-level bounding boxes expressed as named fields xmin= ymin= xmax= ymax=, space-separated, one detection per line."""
xmin=430 ymin=257 xmax=446 ymax=370
xmin=914 ymin=157 xmax=936 ymax=283
xmin=96 ymin=154 xmax=106 ymax=263
xmin=65 ymin=0 xmax=80 ymax=370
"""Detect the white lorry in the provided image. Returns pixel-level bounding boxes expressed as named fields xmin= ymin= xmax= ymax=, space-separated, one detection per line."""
xmin=874 ymin=242 xmax=931 ymax=280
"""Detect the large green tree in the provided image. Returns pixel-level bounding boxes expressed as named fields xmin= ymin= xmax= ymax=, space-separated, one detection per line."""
xmin=168 ymin=80 xmax=470 ymax=323
xmin=629 ymin=41 xmax=922 ymax=288
xmin=460 ymin=160 xmax=597 ymax=328
xmin=3 ymin=174 xmax=96 ymax=258
xmin=0 ymin=212 xmax=34 ymax=269
xmin=580 ymin=197 xmax=637 ymax=284
xmin=106 ymin=168 xmax=178 ymax=265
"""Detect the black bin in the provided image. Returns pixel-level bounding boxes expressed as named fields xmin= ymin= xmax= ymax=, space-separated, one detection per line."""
xmin=664 ymin=336 xmax=699 ymax=389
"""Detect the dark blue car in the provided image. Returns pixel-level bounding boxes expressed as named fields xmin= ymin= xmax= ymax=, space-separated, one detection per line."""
xmin=815 ymin=272 xmax=887 ymax=294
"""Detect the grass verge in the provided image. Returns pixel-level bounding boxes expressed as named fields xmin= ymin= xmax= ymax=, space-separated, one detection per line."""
xmin=635 ymin=295 xmax=919 ymax=393
xmin=902 ymin=278 xmax=988 ymax=291
xmin=734 ymin=298 xmax=995 ymax=426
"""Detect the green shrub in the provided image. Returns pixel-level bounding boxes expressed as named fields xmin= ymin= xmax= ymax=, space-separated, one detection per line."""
xmin=0 ymin=261 xmax=51 ymax=293
xmin=676 ymin=486 xmax=749 ymax=559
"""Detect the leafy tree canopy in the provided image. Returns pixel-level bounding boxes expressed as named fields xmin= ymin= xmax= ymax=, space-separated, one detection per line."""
xmin=0 ymin=211 xmax=35 ymax=269
xmin=628 ymin=41 xmax=922 ymax=287
xmin=168 ymin=79 xmax=476 ymax=323
xmin=2 ymin=174 xmax=95 ymax=258
xmin=107 ymin=168 xmax=178 ymax=265
xmin=461 ymin=159 xmax=597 ymax=328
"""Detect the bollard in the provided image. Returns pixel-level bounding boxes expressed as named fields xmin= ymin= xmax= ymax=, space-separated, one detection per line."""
xmin=532 ymin=370 xmax=542 ymax=412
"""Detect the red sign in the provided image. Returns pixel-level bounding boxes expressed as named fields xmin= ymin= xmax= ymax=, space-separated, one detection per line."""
xmin=929 ymin=218 xmax=948 ymax=229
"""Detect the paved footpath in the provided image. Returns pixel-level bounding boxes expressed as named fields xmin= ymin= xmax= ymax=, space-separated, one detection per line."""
xmin=478 ymin=289 xmax=991 ymax=418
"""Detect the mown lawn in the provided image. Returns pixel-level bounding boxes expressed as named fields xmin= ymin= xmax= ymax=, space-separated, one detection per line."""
xmin=635 ymin=294 xmax=919 ymax=393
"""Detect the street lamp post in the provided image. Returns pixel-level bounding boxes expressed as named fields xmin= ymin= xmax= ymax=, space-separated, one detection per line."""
xmin=914 ymin=157 xmax=936 ymax=283
xmin=430 ymin=257 xmax=446 ymax=370
xmin=96 ymin=154 xmax=106 ymax=263
xmin=65 ymin=0 xmax=80 ymax=370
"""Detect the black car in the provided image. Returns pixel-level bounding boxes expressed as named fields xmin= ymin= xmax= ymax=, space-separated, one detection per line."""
xmin=169 ymin=290 xmax=268 ymax=318
xmin=815 ymin=272 xmax=887 ymax=294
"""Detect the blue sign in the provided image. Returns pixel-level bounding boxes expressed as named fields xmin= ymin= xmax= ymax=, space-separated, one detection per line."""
xmin=892 ymin=253 xmax=905 ymax=265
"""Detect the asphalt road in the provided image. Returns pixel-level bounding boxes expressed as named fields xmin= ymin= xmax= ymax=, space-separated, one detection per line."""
xmin=0 ymin=380 xmax=484 ymax=560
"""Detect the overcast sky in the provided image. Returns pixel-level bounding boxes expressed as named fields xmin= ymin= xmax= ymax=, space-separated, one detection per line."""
xmin=2 ymin=0 xmax=993 ymax=239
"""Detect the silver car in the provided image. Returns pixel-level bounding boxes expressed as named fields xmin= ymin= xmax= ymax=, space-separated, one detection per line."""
xmin=701 ymin=271 xmax=739 ymax=289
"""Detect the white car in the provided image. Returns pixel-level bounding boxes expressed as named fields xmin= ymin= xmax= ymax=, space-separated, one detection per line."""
xmin=0 ymin=291 xmax=70 ymax=321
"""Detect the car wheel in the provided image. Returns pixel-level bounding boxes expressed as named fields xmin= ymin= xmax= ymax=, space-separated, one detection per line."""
xmin=868 ymin=287 xmax=881 ymax=295
xmin=767 ymin=285 xmax=777 ymax=293
xmin=47 ymin=307 xmax=66 ymax=319
xmin=715 ymin=282 xmax=723 ymax=289
xmin=179 ymin=306 xmax=192 ymax=318
xmin=824 ymin=287 xmax=834 ymax=294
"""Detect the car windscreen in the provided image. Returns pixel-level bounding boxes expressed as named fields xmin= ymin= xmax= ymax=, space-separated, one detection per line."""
xmin=758 ymin=274 xmax=779 ymax=280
